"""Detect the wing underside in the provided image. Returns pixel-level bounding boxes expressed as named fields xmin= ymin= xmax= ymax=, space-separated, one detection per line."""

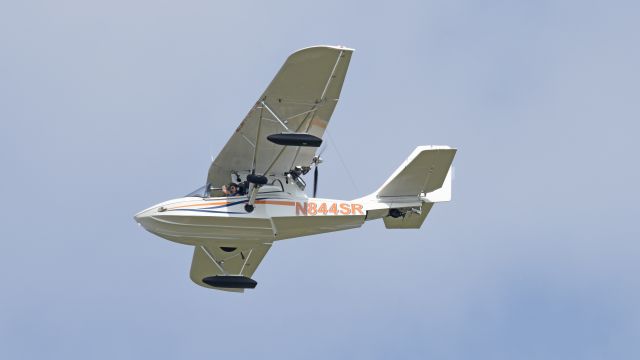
xmin=190 ymin=242 xmax=272 ymax=292
xmin=207 ymin=45 xmax=353 ymax=187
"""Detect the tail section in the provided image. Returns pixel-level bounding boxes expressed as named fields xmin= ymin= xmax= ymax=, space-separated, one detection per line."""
xmin=376 ymin=145 xmax=456 ymax=198
xmin=358 ymin=146 xmax=456 ymax=229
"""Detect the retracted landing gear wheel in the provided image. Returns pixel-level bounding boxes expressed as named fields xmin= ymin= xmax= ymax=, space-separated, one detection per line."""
xmin=244 ymin=204 xmax=255 ymax=213
xmin=389 ymin=208 xmax=403 ymax=218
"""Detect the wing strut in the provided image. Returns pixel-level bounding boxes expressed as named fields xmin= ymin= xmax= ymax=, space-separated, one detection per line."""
xmin=199 ymin=245 xmax=228 ymax=275
xmin=245 ymin=105 xmax=268 ymax=213
xmin=250 ymin=104 xmax=264 ymax=172
xmin=320 ymin=49 xmax=345 ymax=101
xmin=261 ymin=101 xmax=292 ymax=132
xmin=199 ymin=245 xmax=259 ymax=278
xmin=238 ymin=248 xmax=254 ymax=275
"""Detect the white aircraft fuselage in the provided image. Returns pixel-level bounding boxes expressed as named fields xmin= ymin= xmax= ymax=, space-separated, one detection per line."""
xmin=134 ymin=180 xmax=372 ymax=247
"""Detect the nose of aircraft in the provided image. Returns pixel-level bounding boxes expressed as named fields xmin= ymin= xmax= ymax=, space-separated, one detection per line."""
xmin=133 ymin=211 xmax=143 ymax=224
xmin=133 ymin=207 xmax=157 ymax=229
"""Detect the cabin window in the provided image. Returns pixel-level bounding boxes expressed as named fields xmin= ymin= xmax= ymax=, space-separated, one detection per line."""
xmin=185 ymin=184 xmax=212 ymax=198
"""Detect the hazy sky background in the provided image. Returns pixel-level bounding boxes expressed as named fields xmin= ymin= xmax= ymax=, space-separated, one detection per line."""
xmin=1 ymin=0 xmax=639 ymax=358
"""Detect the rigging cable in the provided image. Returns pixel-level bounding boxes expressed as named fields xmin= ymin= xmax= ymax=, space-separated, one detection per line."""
xmin=325 ymin=129 xmax=360 ymax=195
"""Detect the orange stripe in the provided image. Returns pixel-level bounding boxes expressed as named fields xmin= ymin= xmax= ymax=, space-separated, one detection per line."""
xmin=170 ymin=201 xmax=230 ymax=209
xmin=169 ymin=199 xmax=295 ymax=210
xmin=255 ymin=200 xmax=295 ymax=206
xmin=310 ymin=118 xmax=328 ymax=130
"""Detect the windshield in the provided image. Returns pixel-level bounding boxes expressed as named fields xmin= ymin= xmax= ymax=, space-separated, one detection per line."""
xmin=294 ymin=175 xmax=306 ymax=191
xmin=185 ymin=184 xmax=209 ymax=198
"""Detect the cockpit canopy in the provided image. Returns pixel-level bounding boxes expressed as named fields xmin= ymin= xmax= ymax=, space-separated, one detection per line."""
xmin=185 ymin=178 xmax=290 ymax=198
xmin=185 ymin=184 xmax=212 ymax=198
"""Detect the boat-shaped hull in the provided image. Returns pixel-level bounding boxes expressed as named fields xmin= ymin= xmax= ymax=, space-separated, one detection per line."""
xmin=135 ymin=195 xmax=366 ymax=246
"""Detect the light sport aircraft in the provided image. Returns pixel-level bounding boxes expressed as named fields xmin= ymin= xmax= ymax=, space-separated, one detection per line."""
xmin=134 ymin=45 xmax=457 ymax=292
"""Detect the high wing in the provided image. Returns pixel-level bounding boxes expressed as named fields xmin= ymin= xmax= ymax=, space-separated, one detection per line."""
xmin=190 ymin=241 xmax=272 ymax=292
xmin=207 ymin=45 xmax=354 ymax=187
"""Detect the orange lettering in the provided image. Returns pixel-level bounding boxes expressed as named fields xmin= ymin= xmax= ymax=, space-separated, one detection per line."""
xmin=318 ymin=203 xmax=328 ymax=215
xmin=339 ymin=203 xmax=351 ymax=215
xmin=296 ymin=202 xmax=307 ymax=216
xmin=351 ymin=203 xmax=364 ymax=215
xmin=308 ymin=202 xmax=317 ymax=215
xmin=328 ymin=203 xmax=338 ymax=215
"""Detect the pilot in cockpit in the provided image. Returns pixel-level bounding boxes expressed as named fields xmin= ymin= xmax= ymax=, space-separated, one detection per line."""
xmin=222 ymin=183 xmax=239 ymax=197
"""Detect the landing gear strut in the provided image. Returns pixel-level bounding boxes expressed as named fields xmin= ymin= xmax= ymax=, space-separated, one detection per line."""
xmin=244 ymin=174 xmax=268 ymax=213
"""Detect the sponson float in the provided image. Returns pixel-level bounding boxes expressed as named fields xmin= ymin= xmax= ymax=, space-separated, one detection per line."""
xmin=134 ymin=45 xmax=457 ymax=292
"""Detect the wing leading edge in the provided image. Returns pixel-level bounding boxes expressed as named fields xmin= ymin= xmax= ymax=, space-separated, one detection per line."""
xmin=207 ymin=45 xmax=354 ymax=187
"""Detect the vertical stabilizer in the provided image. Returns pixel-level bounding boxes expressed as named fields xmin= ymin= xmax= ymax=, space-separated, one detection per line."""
xmin=357 ymin=146 xmax=456 ymax=229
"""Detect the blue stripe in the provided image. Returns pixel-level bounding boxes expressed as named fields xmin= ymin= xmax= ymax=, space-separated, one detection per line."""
xmin=167 ymin=197 xmax=283 ymax=214
xmin=178 ymin=209 xmax=246 ymax=214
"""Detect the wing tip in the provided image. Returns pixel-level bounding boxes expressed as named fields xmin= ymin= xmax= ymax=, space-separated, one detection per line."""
xmin=291 ymin=44 xmax=355 ymax=55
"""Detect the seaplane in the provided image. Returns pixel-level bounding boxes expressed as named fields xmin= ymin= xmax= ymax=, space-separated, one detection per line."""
xmin=134 ymin=45 xmax=457 ymax=292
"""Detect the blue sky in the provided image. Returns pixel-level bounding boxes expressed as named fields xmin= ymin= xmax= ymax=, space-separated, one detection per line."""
xmin=1 ymin=1 xmax=639 ymax=359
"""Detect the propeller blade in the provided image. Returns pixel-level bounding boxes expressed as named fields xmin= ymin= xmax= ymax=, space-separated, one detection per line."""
xmin=313 ymin=165 xmax=318 ymax=198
